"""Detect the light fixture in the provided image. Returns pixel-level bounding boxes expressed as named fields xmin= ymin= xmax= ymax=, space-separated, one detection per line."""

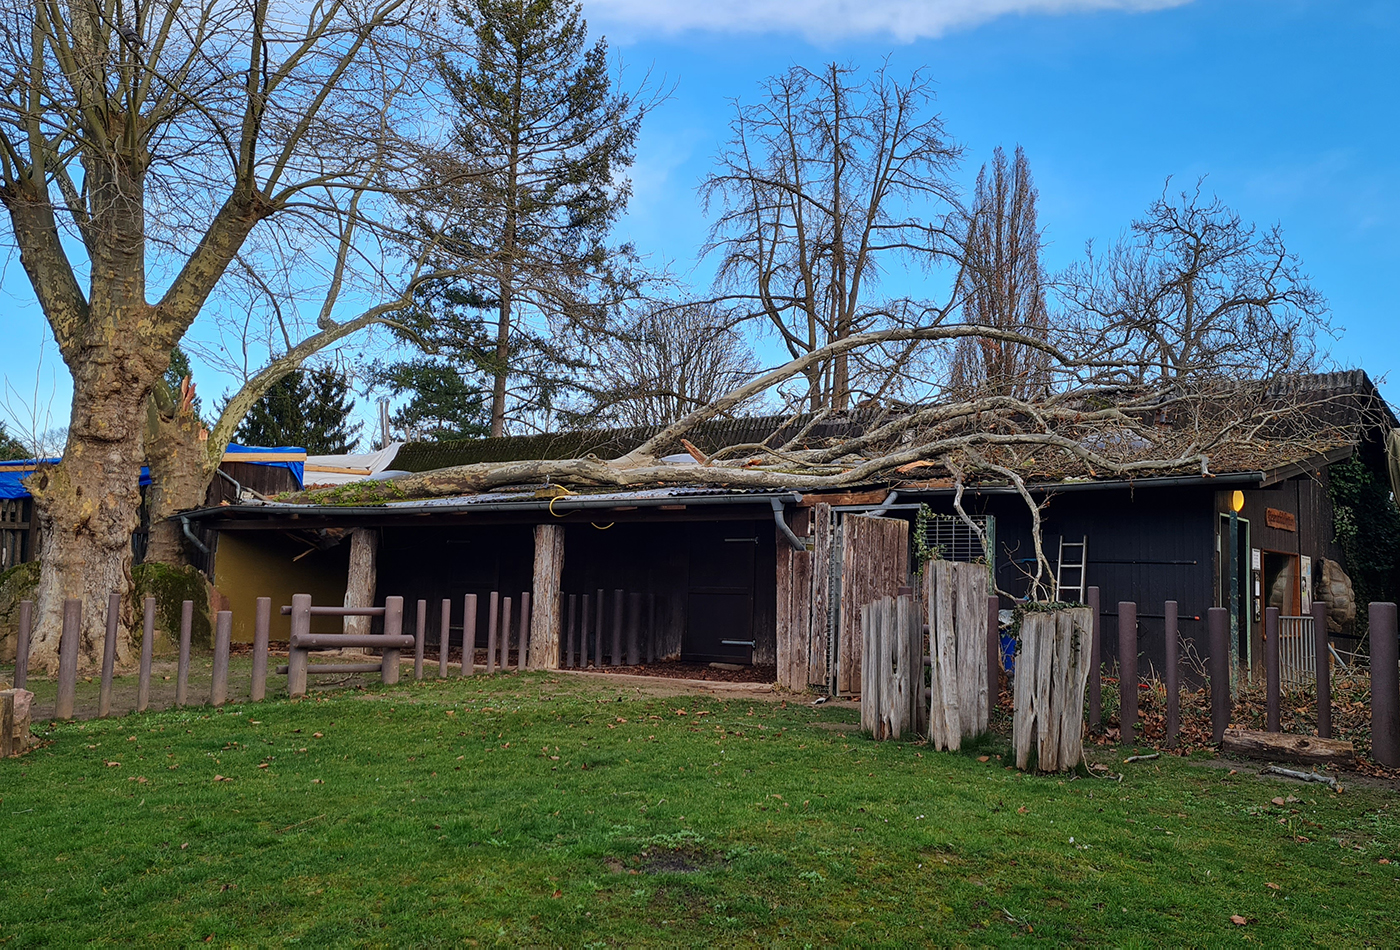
xmin=1230 ymin=490 xmax=1245 ymax=513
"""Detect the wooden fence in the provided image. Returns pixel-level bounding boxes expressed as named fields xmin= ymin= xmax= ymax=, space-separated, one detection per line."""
xmin=1012 ymin=607 xmax=1093 ymax=772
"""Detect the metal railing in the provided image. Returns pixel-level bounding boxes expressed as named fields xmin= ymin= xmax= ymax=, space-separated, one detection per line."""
xmin=1278 ymin=615 xmax=1315 ymax=692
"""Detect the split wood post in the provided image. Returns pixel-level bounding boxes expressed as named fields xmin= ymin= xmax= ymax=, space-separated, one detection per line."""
xmin=789 ymin=555 xmax=812 ymax=691
xmin=926 ymin=561 xmax=960 ymax=751
xmin=382 ymin=596 xmax=404 ymax=685
xmin=177 ymin=599 xmax=194 ymax=706
xmin=626 ymin=592 xmax=642 ymax=666
xmin=440 ymin=599 xmax=452 ymax=678
xmin=1118 ymin=601 xmax=1137 ymax=746
xmin=611 ymin=589 xmax=624 ymax=666
xmin=13 ymin=600 xmax=32 ymax=690
xmin=287 ymin=594 xmax=312 ymax=697
xmin=518 ymin=592 xmax=531 ymax=672
xmin=211 ymin=610 xmax=232 ymax=707
xmin=99 ymin=591 xmax=119 ymax=717
xmin=580 ymin=593 xmax=592 ymax=667
xmin=1164 ymin=600 xmax=1179 ymax=748
xmin=1055 ymin=608 xmax=1093 ymax=770
xmin=1086 ymin=586 xmax=1102 ymax=731
xmin=1265 ymin=606 xmax=1281 ymax=733
xmin=595 ymin=589 xmax=605 ymax=668
xmin=776 ymin=547 xmax=793 ymax=688
xmin=414 ymin=600 xmax=427 ymax=681
xmin=486 ymin=592 xmax=499 ymax=675
xmin=1370 ymin=602 xmax=1400 ymax=768
xmin=1208 ymin=607 xmax=1230 ymax=743
xmin=499 ymin=596 xmax=512 ymax=671
xmin=461 ymin=595 xmax=477 ymax=676
xmin=250 ymin=598 xmax=269 ymax=702
xmin=56 ymin=598 xmax=80 ymax=720
xmin=891 ymin=593 xmax=915 ymax=740
xmin=1313 ymin=600 xmax=1331 ymax=738
xmin=0 ymin=691 xmax=12 ymax=758
xmin=987 ymin=595 xmax=999 ymax=727
xmin=810 ymin=503 xmax=833 ymax=690
xmin=530 ymin=524 xmax=565 ymax=670
xmin=137 ymin=596 xmax=156 ymax=713
xmin=566 ymin=595 xmax=577 ymax=668
xmin=955 ymin=564 xmax=988 ymax=736
xmin=1011 ymin=612 xmax=1041 ymax=770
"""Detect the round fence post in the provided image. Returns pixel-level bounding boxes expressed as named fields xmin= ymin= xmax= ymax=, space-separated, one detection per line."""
xmin=14 ymin=600 xmax=33 ymax=691
xmin=287 ymin=594 xmax=312 ymax=698
xmin=518 ymin=591 xmax=531 ymax=672
xmin=211 ymin=610 xmax=232 ymax=707
xmin=594 ymin=590 xmax=604 ymax=668
xmin=1118 ymin=602 xmax=1138 ymax=746
xmin=1265 ymin=606 xmax=1281 ymax=733
xmin=1087 ymin=587 xmax=1101 ymax=731
xmin=611 ymin=589 xmax=624 ymax=666
xmin=178 ymin=599 xmax=195 ymax=706
xmin=1312 ymin=600 xmax=1331 ymax=738
xmin=1370 ymin=602 xmax=1399 ymax=768
xmin=441 ymin=598 xmax=453 ymax=678
xmin=99 ymin=592 xmax=120 ymax=717
xmin=137 ymin=596 xmax=156 ymax=713
xmin=499 ymin=596 xmax=512 ymax=671
xmin=626 ymin=592 xmax=642 ymax=666
xmin=381 ymin=596 xmax=404 ymax=685
xmin=986 ymin=594 xmax=999 ymax=725
xmin=486 ymin=591 xmax=499 ymax=675
xmin=250 ymin=598 xmax=269 ymax=702
xmin=461 ymin=594 xmax=477 ymax=676
xmin=566 ymin=594 xmax=577 ymax=669
xmin=55 ymin=598 xmax=81 ymax=720
xmin=1208 ymin=607 xmax=1230 ymax=743
xmin=414 ymin=599 xmax=427 ymax=681
xmin=1164 ymin=600 xmax=1179 ymax=748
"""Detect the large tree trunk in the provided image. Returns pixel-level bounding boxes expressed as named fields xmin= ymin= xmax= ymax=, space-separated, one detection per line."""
xmin=342 ymin=528 xmax=378 ymax=655
xmin=143 ymin=400 xmax=214 ymax=567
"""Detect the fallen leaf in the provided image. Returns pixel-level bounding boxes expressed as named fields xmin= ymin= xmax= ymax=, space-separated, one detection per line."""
xmin=552 ymin=889 xmax=562 ymax=899
xmin=1380 ymin=859 xmax=1392 ymax=865
xmin=214 ymin=775 xmax=232 ymax=782
xmin=1266 ymin=882 xmax=1281 ymax=890
xmin=258 ymin=763 xmax=269 ymax=769
xmin=1231 ymin=915 xmax=1248 ymax=926
xmin=312 ymin=732 xmax=324 ymax=739
xmin=977 ymin=756 xmax=990 ymax=763
xmin=104 ymin=761 xmax=120 ymax=768
xmin=1271 ymin=797 xmax=1286 ymax=806
xmin=1017 ymin=806 xmax=1028 ymax=814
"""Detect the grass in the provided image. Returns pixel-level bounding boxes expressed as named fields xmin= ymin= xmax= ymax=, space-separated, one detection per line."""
xmin=2 ymin=672 xmax=1397 ymax=947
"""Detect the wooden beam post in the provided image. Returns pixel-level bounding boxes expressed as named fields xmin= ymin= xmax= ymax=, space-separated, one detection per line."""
xmin=518 ymin=592 xmax=531 ymax=672
xmin=1265 ymin=606 xmax=1281 ymax=733
xmin=611 ymin=589 xmax=623 ymax=666
xmin=461 ymin=595 xmax=476 ymax=676
xmin=1313 ymin=600 xmax=1331 ymax=738
xmin=211 ymin=610 xmax=232 ymax=706
xmin=381 ymin=596 xmax=404 ymax=685
xmin=414 ymin=599 xmax=427 ymax=681
xmin=288 ymin=594 xmax=312 ymax=698
xmin=343 ymin=528 xmax=378 ymax=643
xmin=529 ymin=524 xmax=564 ymax=670
xmin=566 ymin=594 xmax=577 ymax=668
xmin=250 ymin=598 xmax=270 ymax=702
xmin=441 ymin=598 xmax=453 ymax=677
xmin=626 ymin=592 xmax=641 ymax=666
xmin=13 ymin=600 xmax=31 ymax=691
xmin=500 ymin=596 xmax=512 ymax=671
xmin=99 ymin=592 xmax=119 ymax=717
xmin=137 ymin=597 xmax=155 ymax=713
xmin=1208 ymin=607 xmax=1230 ymax=743
xmin=1118 ymin=601 xmax=1137 ymax=747
xmin=56 ymin=598 xmax=80 ymax=720
xmin=486 ymin=592 xmax=498 ymax=675
xmin=178 ymin=599 xmax=195 ymax=706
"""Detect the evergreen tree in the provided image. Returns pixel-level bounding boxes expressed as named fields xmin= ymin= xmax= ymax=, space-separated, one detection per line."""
xmin=234 ymin=370 xmax=362 ymax=453
xmin=0 ymin=421 xmax=27 ymax=461
xmin=404 ymin=0 xmax=648 ymax=436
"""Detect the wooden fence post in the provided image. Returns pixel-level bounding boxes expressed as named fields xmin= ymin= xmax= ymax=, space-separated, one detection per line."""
xmin=178 ymin=599 xmax=194 ymax=706
xmin=499 ymin=596 xmax=512 ymax=671
xmin=56 ymin=598 xmax=80 ymax=720
xmin=0 ymin=691 xmax=12 ymax=758
xmin=647 ymin=593 xmax=657 ymax=665
xmin=1087 ymin=587 xmax=1101 ymax=731
xmin=1208 ymin=606 xmax=1230 ymax=743
xmin=626 ymin=592 xmax=641 ymax=666
xmin=986 ymin=595 xmax=999 ymax=726
xmin=1265 ymin=606 xmax=1281 ymax=733
xmin=566 ymin=594 xmax=577 ymax=668
xmin=250 ymin=598 xmax=270 ymax=702
xmin=1312 ymin=600 xmax=1331 ymax=738
xmin=1370 ymin=602 xmax=1399 ymax=768
xmin=439 ymin=598 xmax=452 ymax=678
xmin=461 ymin=594 xmax=477 ymax=676
xmin=530 ymin=524 xmax=564 ymax=669
xmin=13 ymin=600 xmax=32 ymax=690
xmin=594 ymin=590 xmax=604 ymax=668
xmin=99 ymin=591 xmax=119 ymax=717
xmin=1118 ymin=601 xmax=1137 ymax=746
xmin=414 ymin=599 xmax=427 ymax=681
xmin=137 ymin=596 xmax=155 ymax=713
xmin=211 ymin=610 xmax=232 ymax=706
xmin=518 ymin=591 xmax=530 ymax=672
xmin=486 ymin=592 xmax=498 ymax=675
xmin=382 ymin=596 xmax=404 ymax=685
xmin=288 ymin=594 xmax=312 ymax=698
xmin=1164 ymin=600 xmax=1179 ymax=748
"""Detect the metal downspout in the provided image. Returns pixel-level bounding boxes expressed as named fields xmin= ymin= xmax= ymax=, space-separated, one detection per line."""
xmin=180 ymin=516 xmax=211 ymax=556
xmin=770 ymin=498 xmax=806 ymax=552
xmin=870 ymin=489 xmax=900 ymax=516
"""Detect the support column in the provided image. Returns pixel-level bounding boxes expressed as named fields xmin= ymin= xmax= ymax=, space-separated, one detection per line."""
xmin=342 ymin=528 xmax=379 ymax=643
xmin=530 ymin=524 xmax=564 ymax=669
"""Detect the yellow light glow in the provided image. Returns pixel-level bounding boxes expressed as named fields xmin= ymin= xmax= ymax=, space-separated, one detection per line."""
xmin=1230 ymin=490 xmax=1245 ymax=513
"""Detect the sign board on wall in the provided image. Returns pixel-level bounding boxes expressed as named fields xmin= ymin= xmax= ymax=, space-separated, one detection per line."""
xmin=1265 ymin=508 xmax=1297 ymax=532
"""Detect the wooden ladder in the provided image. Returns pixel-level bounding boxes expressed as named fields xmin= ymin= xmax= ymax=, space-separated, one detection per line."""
xmin=1056 ymin=535 xmax=1088 ymax=602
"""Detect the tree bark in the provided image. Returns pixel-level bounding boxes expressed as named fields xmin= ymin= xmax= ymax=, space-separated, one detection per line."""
xmin=1221 ymin=728 xmax=1355 ymax=767
xmin=143 ymin=398 xmax=214 ymax=567
xmin=342 ymin=528 xmax=378 ymax=653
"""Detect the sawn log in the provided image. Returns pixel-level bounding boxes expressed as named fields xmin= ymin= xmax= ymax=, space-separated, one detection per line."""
xmin=1221 ymin=728 xmax=1355 ymax=767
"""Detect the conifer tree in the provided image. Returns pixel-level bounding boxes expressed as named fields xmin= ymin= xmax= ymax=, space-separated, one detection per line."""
xmin=235 ymin=370 xmax=362 ymax=454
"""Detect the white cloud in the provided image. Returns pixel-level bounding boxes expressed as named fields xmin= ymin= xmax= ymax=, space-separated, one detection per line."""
xmin=586 ymin=0 xmax=1190 ymax=43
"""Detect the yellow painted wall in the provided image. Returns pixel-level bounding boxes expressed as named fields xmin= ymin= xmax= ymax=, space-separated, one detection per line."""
xmin=213 ymin=531 xmax=351 ymax=642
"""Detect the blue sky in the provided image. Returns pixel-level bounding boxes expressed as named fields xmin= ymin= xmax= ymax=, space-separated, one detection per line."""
xmin=1 ymin=0 xmax=1395 ymax=443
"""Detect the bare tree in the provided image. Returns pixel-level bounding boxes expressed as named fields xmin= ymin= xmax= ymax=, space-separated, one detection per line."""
xmin=0 ymin=0 xmax=458 ymax=669
xmin=581 ymin=302 xmax=759 ymax=429
xmin=948 ymin=145 xmax=1052 ymax=399
xmin=1058 ymin=181 xmax=1331 ymax=384
xmin=702 ymin=62 xmax=960 ymax=413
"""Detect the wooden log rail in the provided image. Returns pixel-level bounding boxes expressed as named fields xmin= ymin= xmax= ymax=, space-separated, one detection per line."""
xmin=285 ymin=595 xmax=409 ymax=697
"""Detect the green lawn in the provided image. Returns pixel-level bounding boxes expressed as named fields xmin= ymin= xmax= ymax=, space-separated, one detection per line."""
xmin=1 ymin=673 xmax=1395 ymax=947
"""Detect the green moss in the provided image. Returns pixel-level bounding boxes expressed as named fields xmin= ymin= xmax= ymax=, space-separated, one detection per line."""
xmin=0 ymin=560 xmax=40 ymax=659
xmin=281 ymin=478 xmax=413 ymax=507
xmin=131 ymin=562 xmax=213 ymax=650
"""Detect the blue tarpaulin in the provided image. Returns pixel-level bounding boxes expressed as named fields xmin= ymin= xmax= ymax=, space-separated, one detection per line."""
xmin=0 ymin=444 xmax=303 ymax=500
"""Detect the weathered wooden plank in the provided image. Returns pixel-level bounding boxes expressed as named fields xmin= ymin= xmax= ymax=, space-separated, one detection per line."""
xmin=860 ymin=602 xmax=876 ymax=735
xmin=1057 ymin=607 xmax=1093 ymax=769
xmin=837 ymin=515 xmax=908 ymax=696
xmin=530 ymin=524 xmax=565 ymax=669
xmin=1222 ymin=728 xmax=1356 ymax=766
xmin=955 ymin=562 xmax=987 ymax=737
xmin=810 ymin=504 xmax=832 ymax=689
xmin=933 ymin=561 xmax=961 ymax=751
xmin=791 ymin=549 xmax=812 ymax=692
xmin=890 ymin=595 xmax=912 ymax=740
xmin=1012 ymin=613 xmax=1037 ymax=770
xmin=776 ymin=546 xmax=793 ymax=690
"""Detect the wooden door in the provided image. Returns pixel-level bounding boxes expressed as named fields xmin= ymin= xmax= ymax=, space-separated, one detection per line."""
xmin=836 ymin=514 xmax=910 ymax=696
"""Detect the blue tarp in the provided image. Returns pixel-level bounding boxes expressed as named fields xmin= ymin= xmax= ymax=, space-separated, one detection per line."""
xmin=0 ymin=444 xmax=303 ymax=500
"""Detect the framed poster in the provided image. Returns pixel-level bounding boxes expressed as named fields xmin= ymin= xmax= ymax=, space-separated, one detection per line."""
xmin=1300 ymin=555 xmax=1312 ymax=613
